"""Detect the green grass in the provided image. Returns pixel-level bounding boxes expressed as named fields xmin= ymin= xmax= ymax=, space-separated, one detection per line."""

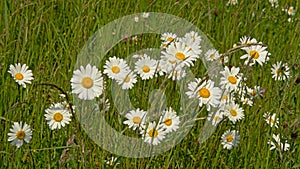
xmin=1 ymin=0 xmax=300 ymax=168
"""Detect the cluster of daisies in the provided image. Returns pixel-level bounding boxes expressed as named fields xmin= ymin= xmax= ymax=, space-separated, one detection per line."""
xmin=6 ymin=31 xmax=291 ymax=151
xmin=186 ymin=35 xmax=290 ymax=150
xmin=123 ymin=107 xmax=180 ymax=145
xmin=263 ymin=112 xmax=290 ymax=151
xmin=6 ymin=63 xmax=75 ymax=148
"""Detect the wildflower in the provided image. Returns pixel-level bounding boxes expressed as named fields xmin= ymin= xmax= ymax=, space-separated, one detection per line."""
xmin=227 ymin=0 xmax=238 ymax=6
xmin=71 ymin=64 xmax=104 ymax=100
xmin=268 ymin=134 xmax=290 ymax=151
xmin=141 ymin=121 xmax=166 ymax=145
xmin=159 ymin=107 xmax=180 ymax=133
xmin=246 ymin=86 xmax=263 ymax=99
xmin=221 ymin=130 xmax=240 ymax=150
xmin=116 ymin=71 xmax=137 ymax=90
xmin=123 ymin=108 xmax=147 ymax=130
xmin=103 ymin=56 xmax=130 ymax=80
xmin=142 ymin=12 xmax=150 ymax=18
xmin=186 ymin=78 xmax=222 ymax=111
xmin=45 ymin=103 xmax=72 ymax=130
xmin=8 ymin=122 xmax=32 ymax=148
xmin=220 ymin=66 xmax=242 ymax=92
xmin=205 ymin=49 xmax=220 ymax=61
xmin=263 ymin=112 xmax=279 ymax=128
xmin=286 ymin=6 xmax=296 ymax=16
xmin=8 ymin=63 xmax=34 ymax=88
xmin=162 ymin=41 xmax=199 ymax=67
xmin=224 ymin=102 xmax=244 ymax=123
xmin=207 ymin=109 xmax=224 ymax=126
xmin=271 ymin=61 xmax=290 ymax=81
xmin=134 ymin=16 xmax=139 ymax=22
xmin=240 ymin=45 xmax=270 ymax=66
xmin=135 ymin=55 xmax=157 ymax=80
xmin=161 ymin=32 xmax=177 ymax=44
xmin=167 ymin=66 xmax=186 ymax=81
xmin=105 ymin=156 xmax=119 ymax=166
xmin=269 ymin=0 xmax=278 ymax=8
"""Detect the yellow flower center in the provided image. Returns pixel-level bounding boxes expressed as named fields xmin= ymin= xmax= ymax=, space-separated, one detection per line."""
xmin=111 ymin=66 xmax=120 ymax=74
xmin=81 ymin=77 xmax=93 ymax=89
xmin=198 ymin=88 xmax=210 ymax=98
xmin=288 ymin=8 xmax=293 ymax=13
xmin=148 ymin=129 xmax=158 ymax=138
xmin=175 ymin=52 xmax=185 ymax=60
xmin=53 ymin=112 xmax=63 ymax=122
xmin=210 ymin=54 xmax=215 ymax=59
xmin=269 ymin=118 xmax=274 ymax=124
xmin=226 ymin=135 xmax=233 ymax=142
xmin=167 ymin=37 xmax=174 ymax=42
xmin=124 ymin=76 xmax=130 ymax=83
xmin=230 ymin=109 xmax=237 ymax=117
xmin=214 ymin=116 xmax=221 ymax=121
xmin=228 ymin=76 xmax=237 ymax=84
xmin=250 ymin=50 xmax=259 ymax=59
xmin=251 ymin=91 xmax=256 ymax=96
xmin=164 ymin=118 xmax=172 ymax=126
xmin=132 ymin=116 xmax=141 ymax=124
xmin=15 ymin=73 xmax=24 ymax=80
xmin=16 ymin=130 xmax=25 ymax=140
xmin=221 ymin=95 xmax=229 ymax=101
xmin=142 ymin=66 xmax=150 ymax=73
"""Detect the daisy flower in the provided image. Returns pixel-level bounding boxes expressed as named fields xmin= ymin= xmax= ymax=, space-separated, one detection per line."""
xmin=135 ymin=55 xmax=157 ymax=80
xmin=8 ymin=122 xmax=32 ymax=148
xmin=271 ymin=61 xmax=290 ymax=81
xmin=103 ymin=56 xmax=130 ymax=80
xmin=162 ymin=41 xmax=199 ymax=67
xmin=240 ymin=45 xmax=270 ymax=66
xmin=8 ymin=63 xmax=34 ymax=88
xmin=116 ymin=71 xmax=137 ymax=90
xmin=240 ymin=96 xmax=253 ymax=106
xmin=286 ymin=6 xmax=296 ymax=16
xmin=181 ymin=31 xmax=202 ymax=55
xmin=141 ymin=121 xmax=166 ymax=146
xmin=161 ymin=32 xmax=177 ymax=44
xmin=221 ymin=130 xmax=240 ymax=150
xmin=239 ymin=36 xmax=257 ymax=46
xmin=263 ymin=112 xmax=279 ymax=128
xmin=134 ymin=16 xmax=139 ymax=22
xmin=207 ymin=109 xmax=224 ymax=126
xmin=246 ymin=86 xmax=263 ymax=99
xmin=167 ymin=67 xmax=186 ymax=81
xmin=268 ymin=134 xmax=290 ymax=151
xmin=142 ymin=12 xmax=150 ymax=18
xmin=105 ymin=156 xmax=119 ymax=166
xmin=218 ymin=91 xmax=234 ymax=110
xmin=186 ymin=78 xmax=222 ymax=111
xmin=227 ymin=0 xmax=238 ymax=6
xmin=224 ymin=102 xmax=244 ymax=123
xmin=183 ymin=31 xmax=201 ymax=44
xmin=269 ymin=0 xmax=278 ymax=8
xmin=45 ymin=103 xmax=72 ymax=130
xmin=123 ymin=108 xmax=147 ymax=130
xmin=159 ymin=107 xmax=180 ymax=133
xmin=205 ymin=49 xmax=220 ymax=62
xmin=70 ymin=64 xmax=104 ymax=100
xmin=220 ymin=66 xmax=242 ymax=92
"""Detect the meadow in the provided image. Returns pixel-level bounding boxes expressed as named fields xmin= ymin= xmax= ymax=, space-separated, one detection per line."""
xmin=0 ymin=0 xmax=299 ymax=168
